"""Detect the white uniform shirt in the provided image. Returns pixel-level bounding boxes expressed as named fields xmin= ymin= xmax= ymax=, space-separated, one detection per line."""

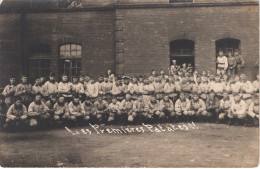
xmin=217 ymin=56 xmax=228 ymax=70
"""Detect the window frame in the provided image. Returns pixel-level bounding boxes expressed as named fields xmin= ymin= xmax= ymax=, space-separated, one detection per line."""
xmin=58 ymin=43 xmax=82 ymax=81
xmin=28 ymin=43 xmax=51 ymax=79
xmin=29 ymin=58 xmax=51 ymax=79
xmin=170 ymin=39 xmax=195 ymax=66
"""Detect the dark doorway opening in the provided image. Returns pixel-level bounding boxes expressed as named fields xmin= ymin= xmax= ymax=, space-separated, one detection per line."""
xmin=215 ymin=38 xmax=240 ymax=56
xmin=215 ymin=38 xmax=240 ymax=70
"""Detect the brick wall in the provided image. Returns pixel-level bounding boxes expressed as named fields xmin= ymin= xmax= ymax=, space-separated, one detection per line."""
xmin=117 ymin=4 xmax=259 ymax=79
xmin=25 ymin=11 xmax=115 ymax=81
xmin=0 ymin=2 xmax=258 ymax=89
xmin=0 ymin=14 xmax=22 ymax=88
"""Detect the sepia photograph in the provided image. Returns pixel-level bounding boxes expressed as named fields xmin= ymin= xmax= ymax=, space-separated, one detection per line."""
xmin=0 ymin=0 xmax=259 ymax=168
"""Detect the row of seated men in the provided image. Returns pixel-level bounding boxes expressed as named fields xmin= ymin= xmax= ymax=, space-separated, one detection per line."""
xmin=0 ymin=68 xmax=259 ymax=129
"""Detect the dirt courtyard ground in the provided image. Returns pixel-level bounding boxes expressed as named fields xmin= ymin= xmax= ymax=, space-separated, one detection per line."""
xmin=0 ymin=122 xmax=259 ymax=168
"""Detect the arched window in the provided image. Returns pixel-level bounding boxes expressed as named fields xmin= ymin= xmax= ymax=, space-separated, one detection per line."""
xmin=170 ymin=39 xmax=195 ymax=66
xmin=29 ymin=43 xmax=51 ymax=79
xmin=59 ymin=43 xmax=82 ymax=81
xmin=215 ymin=38 xmax=240 ymax=56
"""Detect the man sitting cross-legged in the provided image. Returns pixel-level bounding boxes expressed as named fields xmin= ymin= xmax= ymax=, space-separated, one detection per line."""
xmin=93 ymin=96 xmax=109 ymax=124
xmin=227 ymin=92 xmax=247 ymax=125
xmin=5 ymin=96 xmax=28 ymax=129
xmin=159 ymin=95 xmax=175 ymax=122
xmin=28 ymin=93 xmax=50 ymax=128
xmin=53 ymin=95 xmax=69 ymax=125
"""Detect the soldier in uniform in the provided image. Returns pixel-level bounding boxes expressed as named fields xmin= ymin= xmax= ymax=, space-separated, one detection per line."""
xmin=216 ymin=50 xmax=228 ymax=76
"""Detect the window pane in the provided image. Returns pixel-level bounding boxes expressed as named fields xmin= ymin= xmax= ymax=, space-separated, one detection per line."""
xmin=65 ymin=69 xmax=70 ymax=75
xmin=65 ymin=44 xmax=70 ymax=52
xmin=60 ymin=51 xmax=65 ymax=58
xmin=59 ymin=57 xmax=82 ymax=82
xmin=72 ymin=59 xmax=81 ymax=68
xmin=60 ymin=43 xmax=82 ymax=58
xmin=72 ymin=68 xmax=77 ymax=76
xmin=76 ymin=45 xmax=81 ymax=51
xmin=71 ymin=44 xmax=76 ymax=51
xmin=71 ymin=51 xmax=77 ymax=57
xmin=77 ymin=60 xmax=81 ymax=68
xmin=65 ymin=51 xmax=70 ymax=57
xmin=41 ymin=69 xmax=50 ymax=77
xmin=29 ymin=59 xmax=50 ymax=78
xmin=77 ymin=50 xmax=81 ymax=57
xmin=60 ymin=45 xmax=65 ymax=52
xmin=170 ymin=40 xmax=195 ymax=67
xmin=40 ymin=60 xmax=49 ymax=69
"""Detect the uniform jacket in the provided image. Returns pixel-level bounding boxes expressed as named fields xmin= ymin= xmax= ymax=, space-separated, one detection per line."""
xmin=230 ymin=82 xmax=241 ymax=93
xmin=174 ymin=81 xmax=181 ymax=92
xmin=219 ymin=96 xmax=233 ymax=110
xmin=28 ymin=101 xmax=49 ymax=116
xmin=101 ymin=82 xmax=113 ymax=94
xmin=252 ymin=80 xmax=259 ymax=92
xmin=120 ymin=84 xmax=129 ymax=94
xmin=120 ymin=99 xmax=134 ymax=110
xmin=43 ymin=81 xmax=58 ymax=96
xmin=138 ymin=83 xmax=145 ymax=94
xmin=86 ymin=83 xmax=99 ymax=98
xmin=68 ymin=101 xmax=85 ymax=115
xmin=191 ymin=83 xmax=201 ymax=94
xmin=111 ymin=84 xmax=122 ymax=95
xmin=94 ymin=100 xmax=109 ymax=111
xmin=164 ymin=83 xmax=175 ymax=94
xmin=190 ymin=99 xmax=206 ymax=111
xmin=108 ymin=74 xmax=115 ymax=83
xmin=159 ymin=99 xmax=174 ymax=111
xmin=175 ymin=99 xmax=191 ymax=112
xmin=228 ymin=57 xmax=237 ymax=68
xmin=15 ymin=83 xmax=32 ymax=96
xmin=53 ymin=102 xmax=69 ymax=115
xmin=210 ymin=82 xmax=224 ymax=94
xmin=153 ymin=82 xmax=165 ymax=93
xmin=199 ymin=82 xmax=210 ymax=93
xmin=133 ymin=100 xmax=146 ymax=111
xmin=231 ymin=99 xmax=247 ymax=115
xmin=181 ymin=82 xmax=192 ymax=92
xmin=128 ymin=82 xmax=139 ymax=94
xmin=148 ymin=100 xmax=160 ymax=111
xmin=240 ymin=81 xmax=254 ymax=96
xmin=109 ymin=102 xmax=121 ymax=111
xmin=58 ymin=82 xmax=72 ymax=95
xmin=217 ymin=56 xmax=228 ymax=70
xmin=142 ymin=84 xmax=154 ymax=95
xmin=248 ymin=101 xmax=259 ymax=115
xmin=222 ymin=81 xmax=231 ymax=92
xmin=32 ymin=85 xmax=45 ymax=95
xmin=7 ymin=104 xmax=27 ymax=118
xmin=97 ymin=82 xmax=103 ymax=95
xmin=206 ymin=96 xmax=219 ymax=110
xmin=82 ymin=102 xmax=94 ymax=113
xmin=2 ymin=84 xmax=16 ymax=97
xmin=71 ymin=83 xmax=85 ymax=94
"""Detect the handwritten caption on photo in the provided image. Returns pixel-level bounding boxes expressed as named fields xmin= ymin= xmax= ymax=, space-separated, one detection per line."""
xmin=65 ymin=122 xmax=199 ymax=136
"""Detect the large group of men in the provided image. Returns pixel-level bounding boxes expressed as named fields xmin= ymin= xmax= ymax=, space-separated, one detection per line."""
xmin=0 ymin=49 xmax=259 ymax=131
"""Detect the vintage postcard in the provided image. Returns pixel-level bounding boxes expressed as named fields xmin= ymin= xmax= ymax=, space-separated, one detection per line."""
xmin=0 ymin=0 xmax=259 ymax=167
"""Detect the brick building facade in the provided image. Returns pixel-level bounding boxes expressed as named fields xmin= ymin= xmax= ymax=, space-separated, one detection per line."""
xmin=0 ymin=0 xmax=258 ymax=88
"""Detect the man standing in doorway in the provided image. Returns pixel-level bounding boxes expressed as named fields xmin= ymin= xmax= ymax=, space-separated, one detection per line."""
xmin=216 ymin=50 xmax=228 ymax=76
